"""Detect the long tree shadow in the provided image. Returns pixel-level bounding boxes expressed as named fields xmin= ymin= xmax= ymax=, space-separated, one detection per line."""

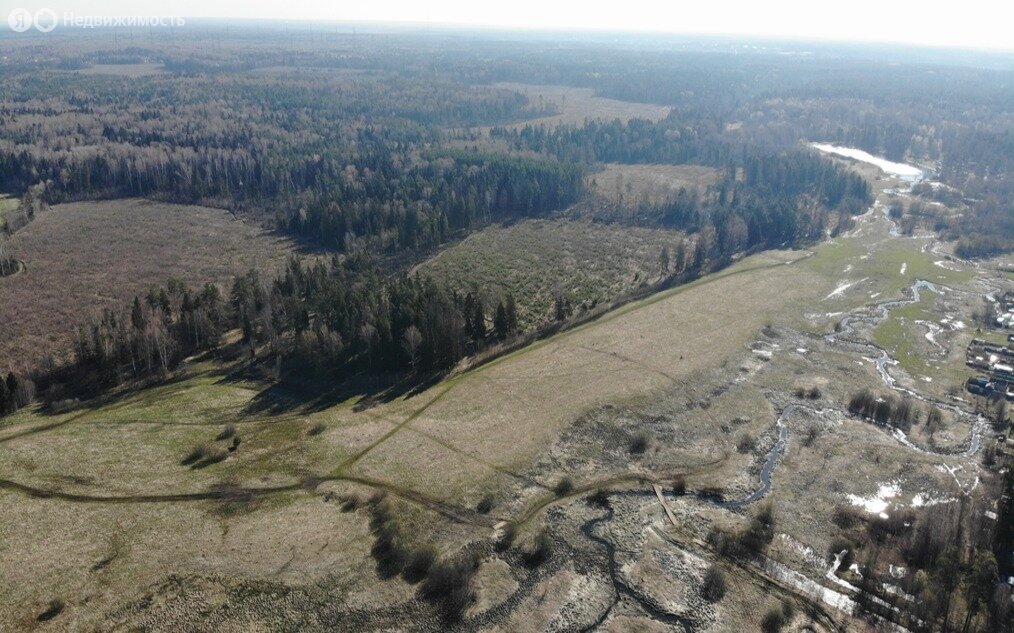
xmin=236 ymin=367 xmax=449 ymax=416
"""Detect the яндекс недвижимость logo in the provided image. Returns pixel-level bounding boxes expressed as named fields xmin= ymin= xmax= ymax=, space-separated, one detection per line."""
xmin=7 ymin=8 xmax=58 ymax=32
xmin=7 ymin=8 xmax=184 ymax=32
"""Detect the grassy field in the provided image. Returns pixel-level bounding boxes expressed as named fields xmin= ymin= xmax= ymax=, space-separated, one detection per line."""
xmin=870 ymin=287 xmax=971 ymax=387
xmin=493 ymin=83 xmax=671 ymax=128
xmin=0 ymin=198 xmax=295 ymax=372
xmin=587 ymin=163 xmax=722 ymax=208
xmin=0 ymin=194 xmax=18 ymax=226
xmin=0 ymin=166 xmax=1004 ymax=629
xmin=796 ymin=216 xmax=972 ymax=335
xmin=0 ymin=244 xmax=828 ymax=626
xmin=355 ymin=247 xmax=826 ymax=501
xmin=416 ymin=218 xmax=688 ymax=331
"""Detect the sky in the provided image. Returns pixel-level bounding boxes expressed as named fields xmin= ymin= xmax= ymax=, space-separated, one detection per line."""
xmin=3 ymin=0 xmax=1013 ymax=51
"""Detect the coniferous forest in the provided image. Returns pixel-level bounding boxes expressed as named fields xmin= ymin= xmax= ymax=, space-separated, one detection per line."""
xmin=0 ymin=23 xmax=1012 ymax=633
xmin=3 ymin=28 xmax=1013 ymax=403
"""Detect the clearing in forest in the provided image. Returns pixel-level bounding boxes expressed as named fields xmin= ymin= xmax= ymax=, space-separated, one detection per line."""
xmin=0 ymin=199 xmax=295 ymax=372
xmin=494 ymin=83 xmax=671 ymax=127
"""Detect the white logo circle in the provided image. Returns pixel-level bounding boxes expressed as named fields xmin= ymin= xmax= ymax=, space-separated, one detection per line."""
xmin=7 ymin=8 xmax=33 ymax=32
xmin=33 ymin=8 xmax=57 ymax=32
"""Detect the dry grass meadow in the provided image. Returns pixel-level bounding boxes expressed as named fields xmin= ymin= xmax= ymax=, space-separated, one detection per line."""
xmin=0 ymin=164 xmax=1005 ymax=630
xmin=0 ymin=199 xmax=295 ymax=372
xmin=493 ymin=83 xmax=671 ymax=127
xmin=415 ymin=218 xmax=688 ymax=330
xmin=587 ymin=163 xmax=722 ymax=207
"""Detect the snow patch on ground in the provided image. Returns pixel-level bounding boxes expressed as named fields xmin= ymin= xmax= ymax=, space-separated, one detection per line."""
xmin=825 ymin=278 xmax=868 ymax=300
xmin=778 ymin=534 xmax=825 ymax=569
xmin=900 ymin=263 xmax=907 ymax=275
xmin=810 ymin=144 xmax=925 ymax=180
xmin=916 ymin=320 xmax=946 ymax=354
xmin=847 ymin=481 xmax=901 ymax=518
xmin=883 ymin=583 xmax=915 ymax=602
xmin=911 ymin=493 xmax=955 ymax=508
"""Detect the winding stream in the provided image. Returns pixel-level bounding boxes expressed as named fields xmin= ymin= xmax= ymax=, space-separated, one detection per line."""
xmin=822 ymin=278 xmax=983 ymax=456
xmin=580 ymin=500 xmax=694 ymax=633
xmin=716 ymin=405 xmax=794 ymax=508
xmin=706 ymin=276 xmax=979 ymax=509
xmin=713 ymin=149 xmax=981 ymax=510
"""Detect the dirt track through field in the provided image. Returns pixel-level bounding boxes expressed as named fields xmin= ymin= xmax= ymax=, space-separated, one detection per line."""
xmin=0 ymin=250 xmax=812 ymax=529
xmin=343 ymin=251 xmax=817 ymax=495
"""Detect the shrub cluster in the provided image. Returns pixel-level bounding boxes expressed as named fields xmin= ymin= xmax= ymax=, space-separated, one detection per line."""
xmin=368 ymin=494 xmax=478 ymax=623
xmin=0 ymin=372 xmax=34 ymax=416
xmin=709 ymin=504 xmax=776 ymax=559
xmin=701 ymin=564 xmax=727 ymax=602
xmin=847 ymin=389 xmax=921 ymax=432
xmin=523 ymin=527 xmax=554 ymax=568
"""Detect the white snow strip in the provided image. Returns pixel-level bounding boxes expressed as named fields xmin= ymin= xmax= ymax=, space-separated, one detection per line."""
xmin=900 ymin=263 xmax=907 ymax=275
xmin=847 ymin=482 xmax=901 ymax=516
xmin=811 ymin=143 xmax=925 ymax=180
xmin=824 ymin=278 xmax=868 ymax=300
xmin=912 ymin=494 xmax=956 ymax=508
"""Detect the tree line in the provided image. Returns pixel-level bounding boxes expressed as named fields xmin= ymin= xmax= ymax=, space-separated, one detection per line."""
xmin=0 ymin=72 xmax=577 ymax=253
xmin=34 ymin=256 xmax=523 ymax=399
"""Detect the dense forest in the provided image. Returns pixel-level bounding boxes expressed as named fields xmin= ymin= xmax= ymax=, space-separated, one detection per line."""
xmin=32 ymin=247 xmax=557 ymax=407
xmin=2 ymin=33 xmax=1010 ymax=256
xmin=0 ymin=29 xmax=1012 ymax=632
xmin=0 ymin=72 xmax=582 ymax=252
xmin=0 ymin=29 xmax=1009 ymax=404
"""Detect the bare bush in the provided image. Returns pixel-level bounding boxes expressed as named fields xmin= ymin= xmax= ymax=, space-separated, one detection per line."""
xmin=736 ymin=433 xmax=756 ymax=454
xmin=181 ymin=444 xmax=213 ymax=466
xmin=476 ymin=495 xmax=494 ymax=514
xmin=523 ymin=527 xmax=554 ymax=568
xmin=554 ymin=477 xmax=574 ymax=496
xmin=832 ymin=504 xmax=860 ymax=529
xmin=587 ymin=488 xmax=610 ymax=507
xmin=629 ymin=432 xmax=650 ymax=454
xmin=761 ymin=605 xmax=787 ymax=633
xmin=801 ymin=424 xmax=819 ymax=447
xmin=402 ymin=545 xmax=437 ymax=584
xmin=672 ymin=476 xmax=687 ymax=496
xmin=701 ymin=564 xmax=727 ymax=602
xmin=420 ymin=553 xmax=478 ymax=623
xmin=338 ymin=494 xmax=361 ymax=512
xmin=495 ymin=522 xmax=517 ymax=552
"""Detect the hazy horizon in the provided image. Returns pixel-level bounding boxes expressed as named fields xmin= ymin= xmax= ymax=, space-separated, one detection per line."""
xmin=3 ymin=0 xmax=1013 ymax=52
